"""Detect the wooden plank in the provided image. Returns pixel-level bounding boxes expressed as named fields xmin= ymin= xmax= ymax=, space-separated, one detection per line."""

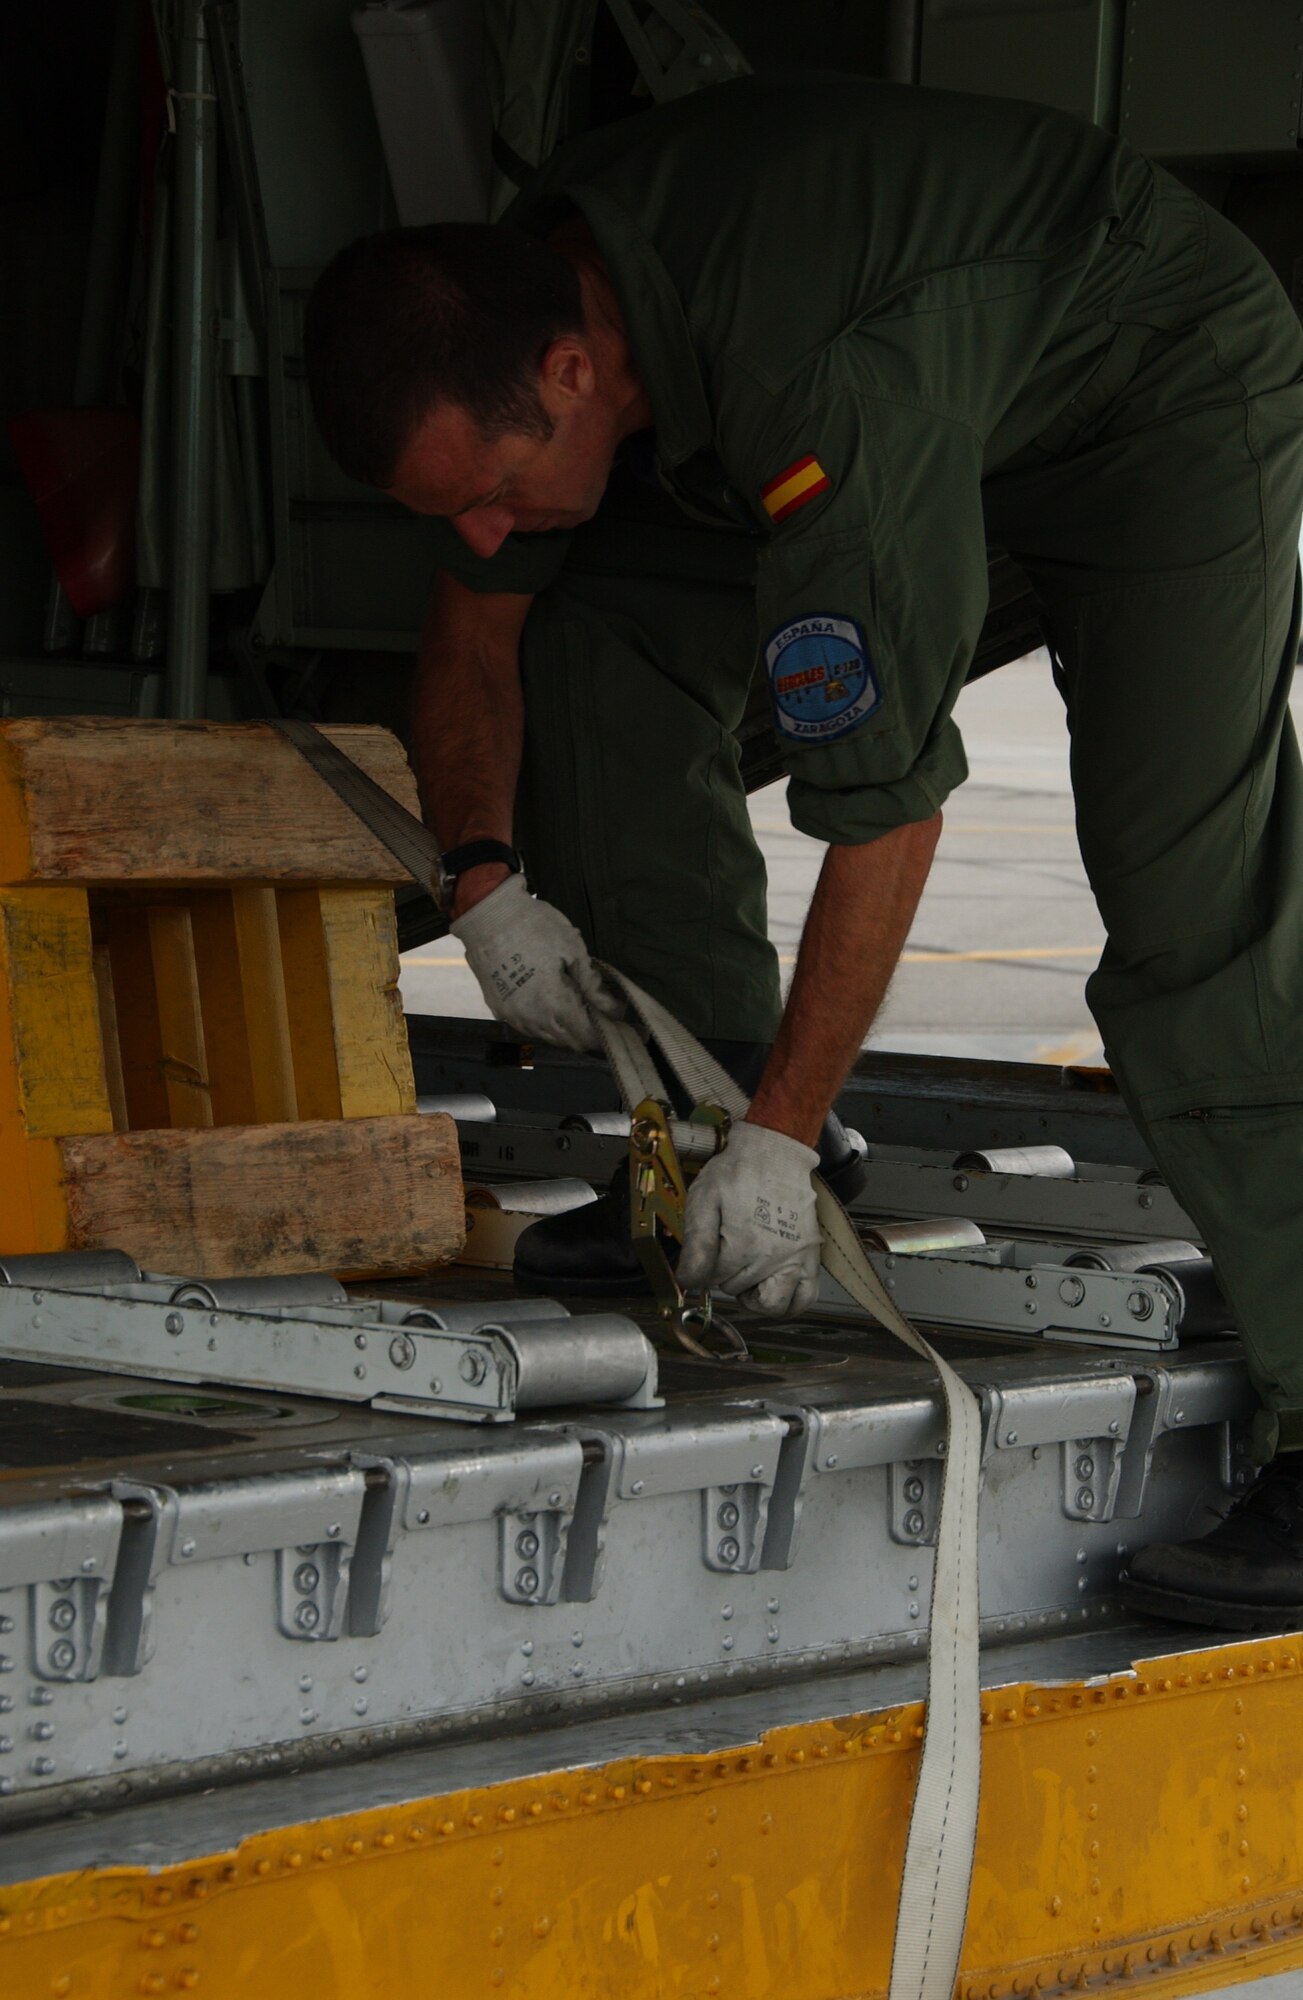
xmin=103 ymin=905 xmax=172 ymax=1129
xmin=230 ymin=886 xmax=298 ymax=1122
xmin=98 ymin=890 xmax=296 ymax=1129
xmin=0 ymin=888 xmax=109 ymax=1255
xmin=275 ymin=887 xmax=343 ymax=1121
xmin=147 ymin=904 xmax=213 ymax=1127
xmin=279 ymin=886 xmax=414 ymax=1120
xmin=320 ymin=889 xmax=413 ymax=1115
xmin=58 ymin=1114 xmax=465 ymax=1277
xmin=317 ymin=896 xmax=409 ymax=1120
xmin=188 ymin=888 xmax=259 ymax=1125
xmin=0 ymin=888 xmax=115 ymax=1138
xmin=90 ymin=931 xmax=129 ymax=1132
xmin=0 ymin=1136 xmax=70 ymax=1257
xmin=0 ymin=721 xmax=423 ymax=884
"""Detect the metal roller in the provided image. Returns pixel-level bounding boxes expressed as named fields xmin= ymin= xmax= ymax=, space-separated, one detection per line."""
xmin=862 ymin=1218 xmax=987 ymax=1255
xmin=416 ymin=1092 xmax=497 ymax=1122
xmin=402 ymin=1298 xmax=569 ymax=1332
xmin=1141 ymin=1255 xmax=1234 ymax=1337
xmin=559 ymin=1108 xmax=719 ymax=1159
xmin=0 ymin=1249 xmax=142 ymax=1288
xmin=465 ymin=1178 xmax=596 ymax=1214
xmin=1065 ymin=1238 xmax=1202 ymax=1274
xmin=952 ymin=1144 xmax=1076 ymax=1178
xmin=560 ymin=1110 xmax=632 ymax=1136
xmin=500 ymin=1313 xmax=656 ymax=1410
xmin=169 ymin=1273 xmax=349 ymax=1311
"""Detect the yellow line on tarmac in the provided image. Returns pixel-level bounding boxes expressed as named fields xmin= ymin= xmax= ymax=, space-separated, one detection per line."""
xmin=898 ymin=943 xmax=1100 ymax=965
xmin=1035 ymin=1030 xmax=1105 ymax=1064
xmin=403 ymin=943 xmax=1104 ymax=969
xmin=772 ymin=943 xmax=1101 ymax=966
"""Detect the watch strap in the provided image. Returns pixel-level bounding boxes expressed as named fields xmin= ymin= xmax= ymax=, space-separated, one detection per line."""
xmin=438 ymin=839 xmax=522 ymax=884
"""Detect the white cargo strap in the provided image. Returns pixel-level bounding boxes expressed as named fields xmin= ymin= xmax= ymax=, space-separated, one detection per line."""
xmin=592 ymin=964 xmax=983 ymax=2000
xmin=265 ymin=726 xmax=979 ymax=1989
xmin=817 ymin=1185 xmax=983 ymax=1998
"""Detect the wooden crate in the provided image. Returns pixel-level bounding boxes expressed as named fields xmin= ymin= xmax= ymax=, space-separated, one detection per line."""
xmin=0 ymin=720 xmax=463 ymax=1275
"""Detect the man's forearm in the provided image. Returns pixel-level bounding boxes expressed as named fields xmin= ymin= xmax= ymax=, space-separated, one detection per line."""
xmin=411 ymin=573 xmax=533 ymax=916
xmin=747 ymin=813 xmax=943 ymax=1145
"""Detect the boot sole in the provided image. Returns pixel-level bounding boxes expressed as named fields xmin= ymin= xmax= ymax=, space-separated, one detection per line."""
xmin=1118 ymin=1570 xmax=1303 ymax=1633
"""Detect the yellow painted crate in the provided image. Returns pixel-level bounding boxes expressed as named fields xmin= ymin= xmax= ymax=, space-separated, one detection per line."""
xmin=0 ymin=719 xmax=461 ymax=1275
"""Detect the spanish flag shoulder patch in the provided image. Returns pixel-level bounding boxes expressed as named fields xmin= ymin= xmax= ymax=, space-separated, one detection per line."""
xmin=760 ymin=453 xmax=831 ymax=524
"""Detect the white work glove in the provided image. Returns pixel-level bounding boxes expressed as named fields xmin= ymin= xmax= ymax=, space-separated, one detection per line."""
xmin=677 ymin=1119 xmax=822 ymax=1316
xmin=450 ymin=873 xmax=620 ymax=1053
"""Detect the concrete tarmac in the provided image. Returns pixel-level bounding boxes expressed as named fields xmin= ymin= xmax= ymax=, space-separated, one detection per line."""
xmin=399 ymin=653 xmax=1303 ymax=1066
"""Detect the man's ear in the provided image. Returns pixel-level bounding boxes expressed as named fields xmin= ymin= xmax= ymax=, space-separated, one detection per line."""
xmin=539 ymin=335 xmax=595 ymax=406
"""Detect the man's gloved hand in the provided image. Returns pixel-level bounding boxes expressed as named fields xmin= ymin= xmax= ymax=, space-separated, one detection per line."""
xmin=450 ymin=874 xmax=620 ymax=1052
xmin=677 ymin=1119 xmax=822 ymax=1316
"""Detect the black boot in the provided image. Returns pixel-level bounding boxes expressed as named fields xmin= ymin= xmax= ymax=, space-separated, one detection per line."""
xmin=513 ymin=1038 xmax=868 ymax=1298
xmin=1118 ymin=1460 xmax=1303 ymax=1632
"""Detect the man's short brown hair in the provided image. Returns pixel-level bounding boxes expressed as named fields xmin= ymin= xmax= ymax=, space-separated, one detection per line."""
xmin=303 ymin=223 xmax=584 ymax=487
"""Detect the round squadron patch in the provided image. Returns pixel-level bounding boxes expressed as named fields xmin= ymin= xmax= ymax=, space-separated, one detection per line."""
xmin=765 ymin=614 xmax=881 ymax=744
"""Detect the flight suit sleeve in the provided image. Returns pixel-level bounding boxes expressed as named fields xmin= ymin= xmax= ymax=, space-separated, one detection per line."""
xmin=426 ymin=516 xmax=574 ymax=596
xmin=735 ymin=385 xmax=991 ymax=844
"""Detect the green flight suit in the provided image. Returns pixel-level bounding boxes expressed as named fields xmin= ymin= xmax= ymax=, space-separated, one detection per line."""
xmin=429 ymin=76 xmax=1303 ymax=1446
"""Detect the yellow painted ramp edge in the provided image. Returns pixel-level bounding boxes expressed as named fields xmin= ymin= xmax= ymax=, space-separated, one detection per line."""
xmin=4 ymin=1631 xmax=1303 ymax=2000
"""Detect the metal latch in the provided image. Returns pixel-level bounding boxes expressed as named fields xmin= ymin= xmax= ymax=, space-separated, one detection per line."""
xmin=988 ymin=1377 xmax=1135 ymax=1524
xmin=395 ymin=1436 xmax=586 ymax=1611
xmin=603 ymin=1411 xmax=786 ymax=1576
xmin=629 ymin=1096 xmax=747 ymax=1359
xmin=890 ymin=1459 xmax=943 ymax=1546
xmin=499 ymin=1508 xmax=571 ymax=1606
xmin=0 ymin=1496 xmax=124 ymax=1686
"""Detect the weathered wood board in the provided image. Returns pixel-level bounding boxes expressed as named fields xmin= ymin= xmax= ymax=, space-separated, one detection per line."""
xmin=0 ymin=887 xmax=114 ymax=1139
xmin=0 ymin=888 xmax=115 ymax=1252
xmin=277 ymin=886 xmax=413 ymax=1119
xmin=57 ymin=1113 xmax=464 ymax=1276
xmin=0 ymin=720 xmax=422 ymax=884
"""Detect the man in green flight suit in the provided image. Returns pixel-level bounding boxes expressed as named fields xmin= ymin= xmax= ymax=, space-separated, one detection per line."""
xmin=304 ymin=75 xmax=1303 ymax=1629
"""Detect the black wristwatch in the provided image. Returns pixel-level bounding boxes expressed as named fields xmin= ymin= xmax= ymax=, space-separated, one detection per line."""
xmin=435 ymin=839 xmax=522 ymax=910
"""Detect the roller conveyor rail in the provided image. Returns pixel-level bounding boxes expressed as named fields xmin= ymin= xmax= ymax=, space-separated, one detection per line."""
xmin=0 ymin=1258 xmax=660 ymax=1424
xmin=0 ymin=1027 xmax=1256 ymax=1851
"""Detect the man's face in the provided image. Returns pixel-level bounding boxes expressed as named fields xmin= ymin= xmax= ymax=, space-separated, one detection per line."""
xmin=385 ymin=338 xmax=619 ymax=558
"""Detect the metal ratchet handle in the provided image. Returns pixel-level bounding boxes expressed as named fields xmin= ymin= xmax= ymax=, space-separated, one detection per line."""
xmin=627 ymin=1098 xmax=749 ymax=1361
